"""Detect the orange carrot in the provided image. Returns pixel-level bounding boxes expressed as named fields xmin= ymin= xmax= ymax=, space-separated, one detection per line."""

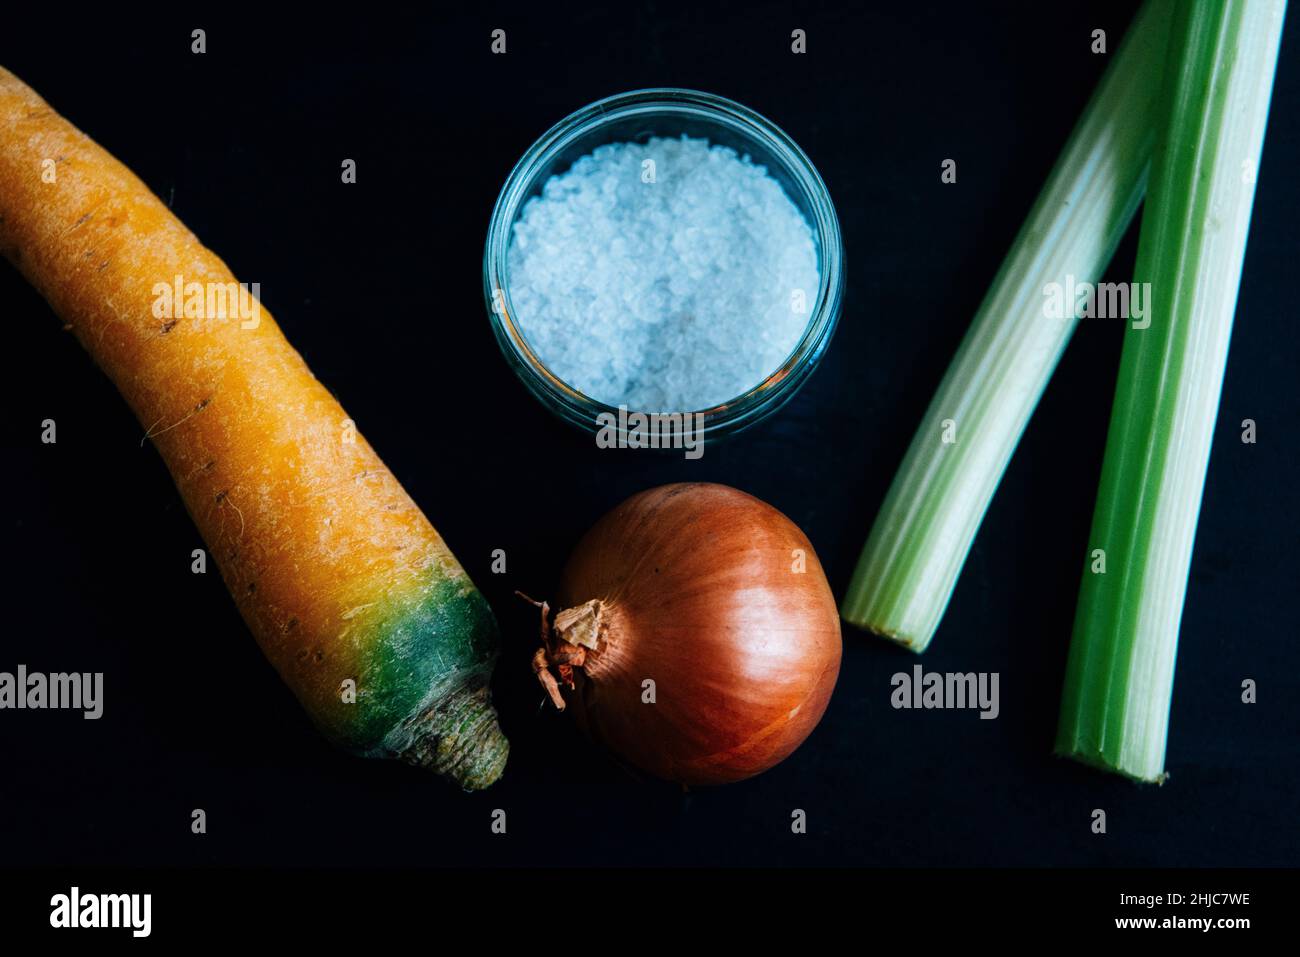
xmin=0 ymin=66 xmax=507 ymax=788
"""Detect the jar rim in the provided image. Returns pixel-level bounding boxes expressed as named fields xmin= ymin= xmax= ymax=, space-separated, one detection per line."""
xmin=483 ymin=87 xmax=844 ymax=439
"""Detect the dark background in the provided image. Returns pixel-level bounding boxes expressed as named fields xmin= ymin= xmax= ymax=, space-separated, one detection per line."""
xmin=1 ymin=1 xmax=1296 ymax=868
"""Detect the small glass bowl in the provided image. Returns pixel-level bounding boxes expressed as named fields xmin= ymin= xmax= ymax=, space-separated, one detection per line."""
xmin=483 ymin=88 xmax=844 ymax=440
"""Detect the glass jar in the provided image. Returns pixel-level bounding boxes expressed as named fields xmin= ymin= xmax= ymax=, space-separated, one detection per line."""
xmin=483 ymin=88 xmax=844 ymax=440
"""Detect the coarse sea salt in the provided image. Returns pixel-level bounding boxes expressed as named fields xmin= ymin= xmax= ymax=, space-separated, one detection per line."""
xmin=507 ymin=135 xmax=819 ymax=412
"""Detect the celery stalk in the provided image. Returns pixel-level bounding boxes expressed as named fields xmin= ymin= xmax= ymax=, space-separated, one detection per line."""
xmin=1056 ymin=0 xmax=1286 ymax=783
xmin=841 ymin=1 xmax=1175 ymax=651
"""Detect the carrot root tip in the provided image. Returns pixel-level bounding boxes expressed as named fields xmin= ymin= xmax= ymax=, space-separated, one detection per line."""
xmin=393 ymin=680 xmax=509 ymax=790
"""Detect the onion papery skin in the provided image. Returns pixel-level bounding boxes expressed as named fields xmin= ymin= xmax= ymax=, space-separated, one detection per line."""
xmin=556 ymin=483 xmax=841 ymax=786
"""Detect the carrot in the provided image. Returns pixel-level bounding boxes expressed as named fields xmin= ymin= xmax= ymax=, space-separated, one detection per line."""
xmin=0 ymin=66 xmax=507 ymax=789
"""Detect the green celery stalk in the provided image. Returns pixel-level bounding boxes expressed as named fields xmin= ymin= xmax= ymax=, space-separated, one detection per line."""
xmin=1056 ymin=0 xmax=1287 ymax=782
xmin=841 ymin=0 xmax=1175 ymax=651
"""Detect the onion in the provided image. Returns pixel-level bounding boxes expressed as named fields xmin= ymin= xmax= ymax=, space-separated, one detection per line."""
xmin=531 ymin=482 xmax=841 ymax=785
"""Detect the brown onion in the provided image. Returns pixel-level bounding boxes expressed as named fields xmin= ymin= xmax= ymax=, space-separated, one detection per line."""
xmin=532 ymin=482 xmax=841 ymax=786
